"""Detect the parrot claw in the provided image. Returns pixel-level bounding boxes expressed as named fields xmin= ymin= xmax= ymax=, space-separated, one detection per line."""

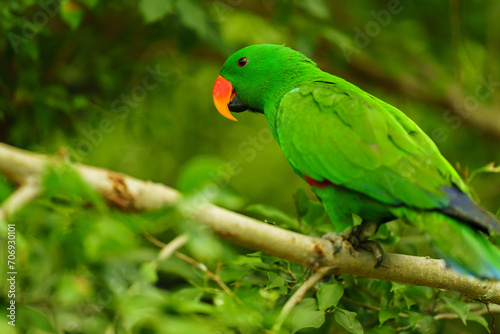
xmin=333 ymin=243 xmax=342 ymax=255
xmin=323 ymin=222 xmax=383 ymax=268
xmin=360 ymin=241 xmax=384 ymax=268
xmin=332 ymin=274 xmax=343 ymax=282
xmin=322 ymin=231 xmax=349 ymax=254
xmin=375 ymin=255 xmax=383 ymax=268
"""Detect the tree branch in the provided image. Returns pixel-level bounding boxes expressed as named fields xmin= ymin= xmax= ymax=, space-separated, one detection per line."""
xmin=1 ymin=142 xmax=499 ymax=304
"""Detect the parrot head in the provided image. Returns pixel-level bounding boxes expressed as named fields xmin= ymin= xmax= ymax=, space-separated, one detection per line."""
xmin=212 ymin=44 xmax=320 ymax=121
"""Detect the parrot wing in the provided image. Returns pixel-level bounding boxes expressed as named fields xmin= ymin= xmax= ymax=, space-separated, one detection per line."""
xmin=277 ymin=81 xmax=500 ymax=233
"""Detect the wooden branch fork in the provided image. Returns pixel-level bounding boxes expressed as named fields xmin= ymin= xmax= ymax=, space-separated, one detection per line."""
xmin=0 ymin=142 xmax=499 ymax=304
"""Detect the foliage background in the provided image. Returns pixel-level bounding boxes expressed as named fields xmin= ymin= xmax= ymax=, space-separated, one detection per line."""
xmin=1 ymin=0 xmax=500 ymax=333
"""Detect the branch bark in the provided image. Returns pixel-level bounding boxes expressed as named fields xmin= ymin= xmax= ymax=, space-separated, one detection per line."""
xmin=1 ymin=142 xmax=499 ymax=304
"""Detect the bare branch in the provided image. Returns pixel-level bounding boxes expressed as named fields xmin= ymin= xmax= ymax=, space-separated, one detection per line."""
xmin=0 ymin=179 xmax=39 ymax=222
xmin=158 ymin=234 xmax=189 ymax=261
xmin=1 ymin=142 xmax=500 ymax=304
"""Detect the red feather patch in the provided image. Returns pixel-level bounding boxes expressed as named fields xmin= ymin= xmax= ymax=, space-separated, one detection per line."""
xmin=305 ymin=175 xmax=336 ymax=189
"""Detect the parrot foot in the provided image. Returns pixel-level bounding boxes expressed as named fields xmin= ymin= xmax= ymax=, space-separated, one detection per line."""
xmin=323 ymin=221 xmax=383 ymax=268
xmin=359 ymin=241 xmax=383 ymax=268
xmin=350 ymin=221 xmax=378 ymax=247
xmin=322 ymin=232 xmax=347 ymax=255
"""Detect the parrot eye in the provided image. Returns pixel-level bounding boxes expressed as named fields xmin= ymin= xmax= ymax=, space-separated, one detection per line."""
xmin=237 ymin=57 xmax=248 ymax=67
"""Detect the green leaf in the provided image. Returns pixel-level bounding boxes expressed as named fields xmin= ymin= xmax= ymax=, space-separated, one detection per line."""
xmin=289 ymin=298 xmax=325 ymax=334
xmin=185 ymin=227 xmax=226 ymax=264
xmin=0 ymin=174 xmax=14 ymax=202
xmin=56 ymin=274 xmax=93 ymax=307
xmin=295 ymin=188 xmax=326 ymax=225
xmin=176 ymin=156 xmax=244 ymax=210
xmin=442 ymin=296 xmax=470 ymax=325
xmin=366 ymin=324 xmax=397 ymax=334
xmin=42 ymin=163 xmax=105 ymax=211
xmin=139 ymin=0 xmax=173 ymax=23
xmin=298 ymin=0 xmax=330 ymax=20
xmin=83 ymin=217 xmax=138 ymax=261
xmin=23 ymin=36 xmax=39 ymax=61
xmin=372 ymin=280 xmax=393 ymax=309
xmin=265 ymin=272 xmax=287 ymax=295
xmin=18 ymin=305 xmax=55 ymax=332
xmin=79 ymin=0 xmax=99 ymax=8
xmin=416 ymin=315 xmax=439 ymax=333
xmin=379 ymin=306 xmax=400 ymax=326
xmin=407 ymin=311 xmax=425 ymax=330
xmin=140 ymin=261 xmax=159 ymax=283
xmin=294 ymin=188 xmax=310 ymax=217
xmin=60 ymin=2 xmax=84 ymax=30
xmin=219 ymin=12 xmax=287 ymax=46
xmin=72 ymin=95 xmax=89 ymax=109
xmin=303 ymin=201 xmax=326 ymax=223
xmin=372 ymin=223 xmax=399 ymax=246
xmin=466 ymin=311 xmax=489 ymax=332
xmin=317 ymin=283 xmax=344 ymax=311
xmin=172 ymin=288 xmax=213 ymax=315
xmin=390 ymin=283 xmax=424 ymax=309
xmin=176 ymin=156 xmax=226 ymax=193
xmin=175 ymin=0 xmax=210 ymax=38
xmin=334 ymin=308 xmax=364 ymax=334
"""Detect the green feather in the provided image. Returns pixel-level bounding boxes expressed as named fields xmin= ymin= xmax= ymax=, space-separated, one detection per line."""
xmin=393 ymin=207 xmax=500 ymax=279
xmin=278 ymin=82 xmax=452 ymax=208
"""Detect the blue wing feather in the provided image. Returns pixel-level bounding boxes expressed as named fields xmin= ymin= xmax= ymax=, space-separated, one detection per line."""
xmin=441 ymin=185 xmax=500 ymax=233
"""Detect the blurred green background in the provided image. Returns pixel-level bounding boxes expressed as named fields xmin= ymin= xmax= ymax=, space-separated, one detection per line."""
xmin=1 ymin=0 xmax=500 ymax=333
xmin=2 ymin=0 xmax=500 ymax=212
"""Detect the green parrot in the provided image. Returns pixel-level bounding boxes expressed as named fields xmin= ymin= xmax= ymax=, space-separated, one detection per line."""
xmin=212 ymin=44 xmax=500 ymax=279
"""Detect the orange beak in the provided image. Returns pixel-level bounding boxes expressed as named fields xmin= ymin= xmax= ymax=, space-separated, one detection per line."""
xmin=213 ymin=75 xmax=237 ymax=121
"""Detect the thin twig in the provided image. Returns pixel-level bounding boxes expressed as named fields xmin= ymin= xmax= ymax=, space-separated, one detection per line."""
xmin=143 ymin=232 xmax=166 ymax=248
xmin=397 ymin=324 xmax=421 ymax=331
xmin=216 ymin=261 xmax=222 ymax=278
xmin=144 ymin=233 xmax=238 ymax=300
xmin=486 ymin=303 xmax=495 ymax=334
xmin=158 ymin=234 xmax=188 ymax=261
xmin=174 ymin=251 xmax=238 ymax=300
xmin=273 ymin=267 xmax=334 ymax=332
xmin=342 ymin=296 xmax=410 ymax=318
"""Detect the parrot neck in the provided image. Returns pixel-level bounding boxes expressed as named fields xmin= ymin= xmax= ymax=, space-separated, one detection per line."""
xmin=262 ymin=68 xmax=330 ymax=144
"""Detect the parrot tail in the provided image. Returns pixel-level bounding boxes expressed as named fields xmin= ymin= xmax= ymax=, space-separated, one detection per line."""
xmin=393 ymin=208 xmax=500 ymax=280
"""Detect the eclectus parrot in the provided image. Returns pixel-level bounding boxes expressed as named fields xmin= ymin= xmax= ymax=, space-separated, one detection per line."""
xmin=212 ymin=44 xmax=500 ymax=279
